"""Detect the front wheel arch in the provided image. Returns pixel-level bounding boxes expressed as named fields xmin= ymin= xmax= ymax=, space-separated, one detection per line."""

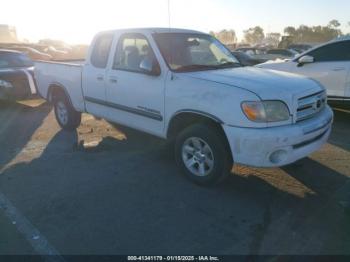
xmin=174 ymin=122 xmax=233 ymax=185
xmin=167 ymin=111 xmax=224 ymax=138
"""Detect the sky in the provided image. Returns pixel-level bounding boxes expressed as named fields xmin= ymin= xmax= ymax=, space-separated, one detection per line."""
xmin=1 ymin=0 xmax=350 ymax=44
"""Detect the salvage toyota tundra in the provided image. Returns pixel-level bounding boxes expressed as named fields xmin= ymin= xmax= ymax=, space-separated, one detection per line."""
xmin=34 ymin=28 xmax=333 ymax=185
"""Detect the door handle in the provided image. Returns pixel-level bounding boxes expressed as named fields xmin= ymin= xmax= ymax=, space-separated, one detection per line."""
xmin=332 ymin=67 xmax=345 ymax=71
xmin=96 ymin=75 xmax=104 ymax=81
xmin=109 ymin=77 xmax=118 ymax=84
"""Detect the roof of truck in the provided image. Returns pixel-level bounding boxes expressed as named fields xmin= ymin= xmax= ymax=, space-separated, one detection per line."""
xmin=99 ymin=27 xmax=205 ymax=35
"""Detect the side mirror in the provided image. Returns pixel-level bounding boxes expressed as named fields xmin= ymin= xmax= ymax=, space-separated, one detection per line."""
xmin=140 ymin=57 xmax=160 ymax=76
xmin=297 ymin=55 xmax=314 ymax=67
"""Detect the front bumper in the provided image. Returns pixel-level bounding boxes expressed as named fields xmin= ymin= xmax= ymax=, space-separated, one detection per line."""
xmin=223 ymin=105 xmax=333 ymax=167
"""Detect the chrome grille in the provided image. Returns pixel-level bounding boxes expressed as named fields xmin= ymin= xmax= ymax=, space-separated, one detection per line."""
xmin=296 ymin=90 xmax=327 ymax=122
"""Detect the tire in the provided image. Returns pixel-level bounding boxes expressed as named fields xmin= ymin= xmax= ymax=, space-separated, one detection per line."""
xmin=53 ymin=92 xmax=81 ymax=131
xmin=175 ymin=123 xmax=233 ymax=186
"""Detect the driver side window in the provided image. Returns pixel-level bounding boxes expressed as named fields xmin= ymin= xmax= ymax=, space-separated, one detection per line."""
xmin=113 ymin=34 xmax=159 ymax=73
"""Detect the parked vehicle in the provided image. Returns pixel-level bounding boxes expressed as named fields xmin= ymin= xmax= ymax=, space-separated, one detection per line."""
xmin=0 ymin=49 xmax=37 ymax=100
xmin=34 ymin=28 xmax=333 ymax=185
xmin=231 ymin=51 xmax=267 ymax=66
xmin=38 ymin=39 xmax=72 ymax=52
xmin=43 ymin=46 xmax=69 ymax=60
xmin=69 ymin=45 xmax=89 ymax=60
xmin=288 ymin=44 xmax=313 ymax=53
xmin=265 ymin=49 xmax=299 ymax=59
xmin=257 ymin=38 xmax=350 ymax=102
xmin=235 ymin=47 xmax=266 ymax=56
xmin=8 ymin=46 xmax=52 ymax=61
xmin=235 ymin=47 xmax=297 ymax=62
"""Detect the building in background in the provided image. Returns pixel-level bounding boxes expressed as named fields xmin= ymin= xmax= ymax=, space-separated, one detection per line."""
xmin=0 ymin=25 xmax=18 ymax=43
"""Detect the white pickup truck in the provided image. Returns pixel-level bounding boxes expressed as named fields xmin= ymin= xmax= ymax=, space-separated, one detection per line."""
xmin=35 ymin=28 xmax=333 ymax=185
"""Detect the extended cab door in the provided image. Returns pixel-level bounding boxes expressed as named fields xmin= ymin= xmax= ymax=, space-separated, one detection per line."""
xmin=105 ymin=33 xmax=166 ymax=137
xmin=82 ymin=33 xmax=114 ymax=117
xmin=292 ymin=41 xmax=350 ymax=98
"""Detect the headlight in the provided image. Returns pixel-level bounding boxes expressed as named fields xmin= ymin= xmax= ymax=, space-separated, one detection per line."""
xmin=0 ymin=79 xmax=13 ymax=89
xmin=241 ymin=101 xmax=290 ymax=122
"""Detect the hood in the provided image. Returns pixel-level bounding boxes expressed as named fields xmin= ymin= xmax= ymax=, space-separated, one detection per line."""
xmin=183 ymin=67 xmax=323 ymax=104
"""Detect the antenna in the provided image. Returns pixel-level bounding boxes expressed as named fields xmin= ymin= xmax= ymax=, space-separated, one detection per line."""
xmin=168 ymin=0 xmax=171 ymax=30
xmin=168 ymin=0 xmax=174 ymax=80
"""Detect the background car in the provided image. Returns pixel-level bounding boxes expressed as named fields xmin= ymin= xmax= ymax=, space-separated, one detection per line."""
xmin=257 ymin=38 xmax=350 ymax=102
xmin=265 ymin=48 xmax=299 ymax=59
xmin=42 ymin=46 xmax=69 ymax=60
xmin=8 ymin=46 xmax=52 ymax=61
xmin=235 ymin=47 xmax=298 ymax=62
xmin=235 ymin=47 xmax=266 ymax=56
xmin=0 ymin=49 xmax=37 ymax=100
xmin=231 ymin=51 xmax=267 ymax=66
xmin=288 ymin=44 xmax=313 ymax=53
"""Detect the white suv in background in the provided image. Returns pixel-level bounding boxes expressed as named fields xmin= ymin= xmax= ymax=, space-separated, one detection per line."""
xmin=258 ymin=37 xmax=350 ymax=102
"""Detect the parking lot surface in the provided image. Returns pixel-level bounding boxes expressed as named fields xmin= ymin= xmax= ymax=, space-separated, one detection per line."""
xmin=0 ymin=100 xmax=350 ymax=255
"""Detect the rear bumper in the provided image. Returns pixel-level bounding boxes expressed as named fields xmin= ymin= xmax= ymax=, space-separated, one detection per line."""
xmin=0 ymin=80 xmax=36 ymax=100
xmin=223 ymin=106 xmax=333 ymax=167
xmin=0 ymin=67 xmax=37 ymax=100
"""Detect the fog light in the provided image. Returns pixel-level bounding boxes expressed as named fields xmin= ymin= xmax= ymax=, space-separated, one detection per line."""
xmin=269 ymin=150 xmax=287 ymax=164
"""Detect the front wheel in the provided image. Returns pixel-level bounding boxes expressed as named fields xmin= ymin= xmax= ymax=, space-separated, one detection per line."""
xmin=53 ymin=93 xmax=81 ymax=131
xmin=175 ymin=123 xmax=233 ymax=186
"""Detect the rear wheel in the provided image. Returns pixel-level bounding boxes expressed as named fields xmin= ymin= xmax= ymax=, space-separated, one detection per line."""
xmin=53 ymin=92 xmax=81 ymax=131
xmin=175 ymin=123 xmax=232 ymax=186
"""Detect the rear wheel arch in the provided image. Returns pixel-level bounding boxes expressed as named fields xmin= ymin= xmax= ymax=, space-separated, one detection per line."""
xmin=49 ymin=83 xmax=81 ymax=130
xmin=47 ymin=83 xmax=72 ymax=106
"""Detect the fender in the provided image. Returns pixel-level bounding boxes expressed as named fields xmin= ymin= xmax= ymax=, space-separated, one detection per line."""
xmin=166 ymin=109 xmax=225 ymax=138
xmin=171 ymin=109 xmax=224 ymax=124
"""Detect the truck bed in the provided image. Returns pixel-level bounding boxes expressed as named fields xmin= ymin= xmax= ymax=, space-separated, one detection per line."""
xmin=34 ymin=60 xmax=86 ymax=112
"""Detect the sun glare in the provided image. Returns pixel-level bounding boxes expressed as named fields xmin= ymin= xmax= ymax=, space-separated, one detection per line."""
xmin=1 ymin=0 xmax=350 ymax=44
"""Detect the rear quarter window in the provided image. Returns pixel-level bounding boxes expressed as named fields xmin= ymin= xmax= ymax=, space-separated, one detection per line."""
xmin=90 ymin=34 xmax=114 ymax=68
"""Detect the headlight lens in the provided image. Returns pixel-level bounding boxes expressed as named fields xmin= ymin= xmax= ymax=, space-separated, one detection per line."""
xmin=0 ymin=79 xmax=13 ymax=89
xmin=241 ymin=101 xmax=290 ymax=122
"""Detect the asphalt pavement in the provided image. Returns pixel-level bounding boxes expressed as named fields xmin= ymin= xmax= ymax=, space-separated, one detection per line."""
xmin=0 ymin=100 xmax=349 ymax=256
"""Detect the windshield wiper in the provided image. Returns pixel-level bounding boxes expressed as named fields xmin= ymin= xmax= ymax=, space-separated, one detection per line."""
xmin=216 ymin=62 xmax=241 ymax=68
xmin=174 ymin=62 xmax=241 ymax=72
xmin=174 ymin=64 xmax=219 ymax=72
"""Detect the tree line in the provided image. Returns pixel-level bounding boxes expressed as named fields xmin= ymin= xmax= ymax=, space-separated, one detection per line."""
xmin=210 ymin=20 xmax=349 ymax=46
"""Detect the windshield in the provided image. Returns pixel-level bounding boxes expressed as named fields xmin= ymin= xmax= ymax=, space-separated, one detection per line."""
xmin=0 ymin=52 xmax=34 ymax=68
xmin=153 ymin=33 xmax=240 ymax=72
